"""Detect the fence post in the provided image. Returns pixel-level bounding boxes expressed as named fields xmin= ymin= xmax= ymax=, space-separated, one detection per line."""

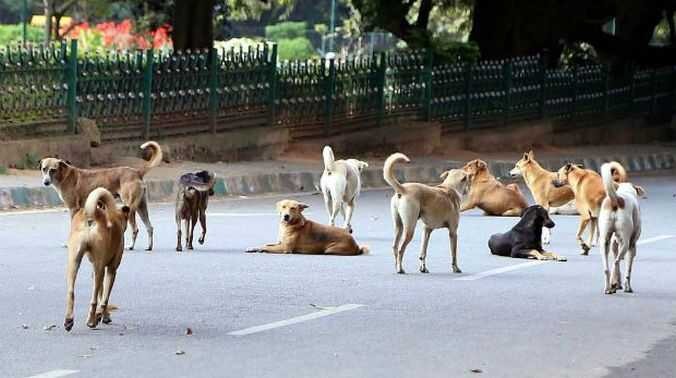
xmin=422 ymin=49 xmax=433 ymax=121
xmin=376 ymin=51 xmax=387 ymax=127
xmin=538 ymin=50 xmax=547 ymax=119
xmin=324 ymin=58 xmax=336 ymax=137
xmin=142 ymin=49 xmax=154 ymax=140
xmin=65 ymin=39 xmax=78 ymax=134
xmin=267 ymin=43 xmax=278 ymax=127
xmin=602 ymin=64 xmax=610 ymax=114
xmin=503 ymin=59 xmax=512 ymax=125
xmin=463 ymin=62 xmax=473 ymax=130
xmin=571 ymin=66 xmax=578 ymax=119
xmin=208 ymin=48 xmax=219 ymax=133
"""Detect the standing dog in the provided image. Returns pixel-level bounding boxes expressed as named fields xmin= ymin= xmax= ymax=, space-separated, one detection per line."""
xmin=488 ymin=205 xmax=566 ymax=261
xmin=598 ymin=162 xmax=644 ymax=294
xmin=461 ymin=159 xmax=528 ymax=216
xmin=39 ymin=141 xmax=162 ymax=251
xmin=64 ymin=187 xmax=130 ymax=331
xmin=175 ymin=170 xmax=215 ymax=252
xmin=320 ymin=146 xmax=368 ymax=233
xmin=246 ymin=199 xmax=368 ymax=255
xmin=384 ymin=153 xmax=470 ymax=274
xmin=553 ymin=162 xmax=627 ymax=255
xmin=510 ymin=150 xmax=578 ymax=244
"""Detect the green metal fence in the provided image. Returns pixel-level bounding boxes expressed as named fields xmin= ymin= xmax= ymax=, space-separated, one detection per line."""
xmin=1 ymin=39 xmax=675 ymax=141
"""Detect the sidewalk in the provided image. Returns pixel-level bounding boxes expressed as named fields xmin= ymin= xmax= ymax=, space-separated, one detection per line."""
xmin=1 ymin=144 xmax=674 ymax=210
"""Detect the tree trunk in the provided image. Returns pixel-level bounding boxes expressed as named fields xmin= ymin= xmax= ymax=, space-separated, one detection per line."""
xmin=43 ymin=0 xmax=52 ymax=42
xmin=172 ymin=0 xmax=215 ymax=51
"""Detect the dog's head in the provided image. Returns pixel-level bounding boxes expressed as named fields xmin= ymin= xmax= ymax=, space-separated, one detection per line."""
xmin=510 ymin=150 xmax=535 ymax=178
xmin=632 ymin=184 xmax=646 ymax=197
xmin=462 ymin=159 xmax=488 ymax=179
xmin=276 ymin=199 xmax=309 ymax=225
xmin=552 ymin=162 xmax=580 ymax=188
xmin=346 ymin=159 xmax=369 ymax=173
xmin=440 ymin=169 xmax=471 ymax=197
xmin=38 ymin=157 xmax=71 ymax=187
xmin=522 ymin=205 xmax=555 ymax=229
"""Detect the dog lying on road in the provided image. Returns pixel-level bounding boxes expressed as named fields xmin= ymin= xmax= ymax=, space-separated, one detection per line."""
xmin=598 ymin=162 xmax=644 ymax=294
xmin=246 ymin=199 xmax=368 ymax=255
xmin=488 ymin=205 xmax=566 ymax=261
xmin=461 ymin=159 xmax=528 ymax=216
xmin=175 ymin=170 xmax=215 ymax=252
xmin=510 ymin=150 xmax=578 ymax=244
xmin=64 ymin=187 xmax=129 ymax=331
xmin=40 ymin=141 xmax=162 ymax=251
xmin=384 ymin=152 xmax=470 ymax=274
xmin=553 ymin=162 xmax=627 ymax=255
xmin=320 ymin=146 xmax=368 ymax=233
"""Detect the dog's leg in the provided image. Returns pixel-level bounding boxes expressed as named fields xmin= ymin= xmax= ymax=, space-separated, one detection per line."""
xmin=390 ymin=200 xmax=403 ymax=271
xmin=127 ymin=209 xmax=139 ymax=251
xmin=501 ymin=208 xmax=522 ymax=216
xmin=600 ymin=230 xmax=613 ymax=294
xmin=542 ymin=227 xmax=552 ymax=245
xmin=589 ymin=218 xmax=599 ymax=248
xmin=100 ymin=266 xmax=117 ymax=324
xmin=513 ymin=249 xmax=552 ymax=260
xmin=576 ymin=218 xmax=591 ymax=255
xmin=624 ymin=245 xmax=636 ymax=293
xmin=247 ymin=242 xmax=291 ymax=254
xmin=184 ymin=218 xmax=192 ymax=250
xmin=460 ymin=201 xmax=475 ymax=212
xmin=344 ymin=200 xmax=355 ymax=234
xmin=86 ymin=266 xmax=105 ymax=328
xmin=418 ymin=227 xmax=432 ymax=273
xmin=137 ymin=197 xmax=154 ymax=251
xmin=188 ymin=214 xmax=198 ymax=250
xmin=329 ymin=197 xmax=341 ymax=227
xmin=449 ymin=229 xmax=462 ymax=273
xmin=395 ymin=202 xmax=418 ymax=274
xmin=542 ymin=251 xmax=567 ymax=262
xmin=198 ymin=209 xmax=207 ymax=245
xmin=176 ymin=220 xmax=183 ymax=252
xmin=64 ymin=249 xmax=84 ymax=332
xmin=611 ymin=240 xmax=626 ymax=292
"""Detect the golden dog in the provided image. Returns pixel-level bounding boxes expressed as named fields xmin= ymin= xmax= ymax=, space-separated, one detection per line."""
xmin=246 ymin=199 xmax=368 ymax=255
xmin=39 ymin=141 xmax=162 ymax=251
xmin=461 ymin=159 xmax=527 ymax=216
xmin=553 ymin=162 xmax=627 ymax=255
xmin=64 ymin=187 xmax=129 ymax=331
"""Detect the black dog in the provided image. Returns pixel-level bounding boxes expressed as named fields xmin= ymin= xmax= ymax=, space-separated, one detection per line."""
xmin=488 ymin=205 xmax=566 ymax=261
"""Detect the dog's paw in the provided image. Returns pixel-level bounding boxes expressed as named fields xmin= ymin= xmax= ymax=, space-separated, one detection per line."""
xmin=176 ymin=247 xmax=182 ymax=252
xmin=396 ymin=269 xmax=406 ymax=274
xmin=64 ymin=318 xmax=74 ymax=332
xmin=452 ymin=266 xmax=462 ymax=274
xmin=556 ymin=256 xmax=568 ymax=262
xmin=624 ymin=286 xmax=633 ymax=293
xmin=102 ymin=313 xmax=112 ymax=324
xmin=419 ymin=267 xmax=429 ymax=273
xmin=604 ymin=289 xmax=614 ymax=295
xmin=198 ymin=236 xmax=205 ymax=245
xmin=245 ymin=248 xmax=260 ymax=253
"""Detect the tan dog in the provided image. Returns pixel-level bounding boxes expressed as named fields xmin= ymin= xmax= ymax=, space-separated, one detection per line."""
xmin=175 ymin=170 xmax=215 ymax=252
xmin=461 ymin=159 xmax=527 ymax=216
xmin=64 ymin=187 xmax=130 ymax=331
xmin=510 ymin=150 xmax=578 ymax=244
xmin=246 ymin=199 xmax=368 ymax=255
xmin=39 ymin=141 xmax=162 ymax=251
xmin=553 ymin=162 xmax=627 ymax=255
xmin=384 ymin=153 xmax=470 ymax=274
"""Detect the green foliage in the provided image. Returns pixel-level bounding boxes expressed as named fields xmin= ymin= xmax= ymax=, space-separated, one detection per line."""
xmin=14 ymin=152 xmax=39 ymax=170
xmin=433 ymin=40 xmax=480 ymax=62
xmin=0 ymin=24 xmax=44 ymax=45
xmin=0 ymin=165 xmax=7 ymax=175
xmin=277 ymin=37 xmax=316 ymax=60
xmin=265 ymin=21 xmax=307 ymax=40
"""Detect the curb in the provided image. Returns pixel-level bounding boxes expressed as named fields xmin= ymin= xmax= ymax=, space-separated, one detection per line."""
xmin=1 ymin=151 xmax=674 ymax=210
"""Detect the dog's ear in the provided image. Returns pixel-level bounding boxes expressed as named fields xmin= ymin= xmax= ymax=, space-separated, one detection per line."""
xmin=37 ymin=158 xmax=43 ymax=170
xmin=633 ymin=185 xmax=646 ymax=197
xmin=298 ymin=202 xmax=310 ymax=211
xmin=359 ymin=161 xmax=368 ymax=171
xmin=477 ymin=160 xmax=487 ymax=169
xmin=58 ymin=160 xmax=69 ymax=170
xmin=440 ymin=171 xmax=449 ymax=180
xmin=275 ymin=200 xmax=285 ymax=212
xmin=527 ymin=150 xmax=534 ymax=160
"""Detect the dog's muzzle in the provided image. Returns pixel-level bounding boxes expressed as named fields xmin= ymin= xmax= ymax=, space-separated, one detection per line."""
xmin=509 ymin=168 xmax=521 ymax=178
xmin=283 ymin=214 xmax=290 ymax=222
xmin=551 ymin=179 xmax=564 ymax=188
xmin=545 ymin=220 xmax=555 ymax=228
xmin=43 ymin=178 xmax=51 ymax=186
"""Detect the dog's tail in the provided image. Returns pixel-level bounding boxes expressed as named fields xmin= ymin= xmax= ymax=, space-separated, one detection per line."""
xmin=139 ymin=141 xmax=163 ymax=177
xmin=607 ymin=160 xmax=627 ymax=183
xmin=322 ymin=145 xmax=335 ymax=172
xmin=85 ymin=187 xmax=117 ymax=228
xmin=359 ymin=245 xmax=370 ymax=255
xmin=601 ymin=162 xmax=624 ymax=210
xmin=383 ymin=153 xmax=410 ymax=195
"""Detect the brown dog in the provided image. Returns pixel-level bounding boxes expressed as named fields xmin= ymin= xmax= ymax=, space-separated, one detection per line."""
xmin=64 ymin=187 xmax=130 ymax=331
xmin=461 ymin=159 xmax=528 ymax=216
xmin=175 ymin=170 xmax=215 ymax=252
xmin=39 ymin=141 xmax=162 ymax=251
xmin=246 ymin=199 xmax=368 ymax=255
xmin=553 ymin=162 xmax=627 ymax=255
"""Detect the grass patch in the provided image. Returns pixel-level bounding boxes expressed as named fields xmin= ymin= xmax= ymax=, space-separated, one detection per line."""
xmin=0 ymin=165 xmax=7 ymax=175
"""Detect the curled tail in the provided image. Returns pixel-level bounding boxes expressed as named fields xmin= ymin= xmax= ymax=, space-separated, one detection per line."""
xmin=85 ymin=187 xmax=117 ymax=228
xmin=601 ymin=162 xmax=624 ymax=210
xmin=608 ymin=160 xmax=627 ymax=183
xmin=139 ymin=141 xmax=163 ymax=177
xmin=383 ymin=153 xmax=410 ymax=195
xmin=323 ymin=145 xmax=335 ymax=172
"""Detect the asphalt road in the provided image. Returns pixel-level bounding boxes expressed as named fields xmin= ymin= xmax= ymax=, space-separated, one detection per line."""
xmin=1 ymin=175 xmax=675 ymax=378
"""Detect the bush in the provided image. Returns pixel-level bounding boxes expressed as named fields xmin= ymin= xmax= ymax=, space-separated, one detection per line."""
xmin=433 ymin=40 xmax=480 ymax=63
xmin=277 ymin=37 xmax=316 ymax=60
xmin=265 ymin=21 xmax=307 ymax=41
xmin=0 ymin=24 xmax=44 ymax=46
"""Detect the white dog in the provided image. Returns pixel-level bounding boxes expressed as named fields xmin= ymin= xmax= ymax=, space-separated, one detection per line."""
xmin=598 ymin=162 xmax=644 ymax=295
xmin=319 ymin=146 xmax=368 ymax=233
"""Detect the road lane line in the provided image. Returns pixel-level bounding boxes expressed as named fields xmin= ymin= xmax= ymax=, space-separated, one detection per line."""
xmin=228 ymin=304 xmax=365 ymax=336
xmin=637 ymin=235 xmax=675 ymax=245
xmin=26 ymin=370 xmax=79 ymax=378
xmin=454 ymin=261 xmax=547 ymax=281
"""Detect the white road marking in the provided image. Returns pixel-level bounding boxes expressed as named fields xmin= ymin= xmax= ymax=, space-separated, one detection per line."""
xmin=637 ymin=235 xmax=675 ymax=245
xmin=25 ymin=369 xmax=79 ymax=378
xmin=454 ymin=261 xmax=547 ymax=281
xmin=227 ymin=304 xmax=365 ymax=336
